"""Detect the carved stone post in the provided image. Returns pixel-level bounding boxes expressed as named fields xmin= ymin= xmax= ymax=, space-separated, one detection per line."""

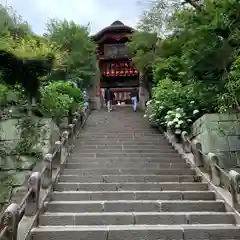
xmin=25 ymin=172 xmax=41 ymax=216
xmin=74 ymin=112 xmax=81 ymax=127
xmin=68 ymin=124 xmax=74 ymax=152
xmin=42 ymin=153 xmax=53 ymax=189
xmin=229 ymin=170 xmax=240 ymax=210
xmin=1 ymin=203 xmax=19 ymax=240
xmin=72 ymin=118 xmax=78 ymax=136
xmin=62 ymin=130 xmax=69 ymax=157
xmin=207 ymin=153 xmax=221 ymax=186
xmin=54 ymin=141 xmax=62 ymax=167
xmin=181 ymin=131 xmax=191 ymax=153
xmin=191 ymin=140 xmax=203 ymax=167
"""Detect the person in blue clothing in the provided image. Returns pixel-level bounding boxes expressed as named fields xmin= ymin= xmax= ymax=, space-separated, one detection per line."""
xmin=130 ymin=88 xmax=139 ymax=112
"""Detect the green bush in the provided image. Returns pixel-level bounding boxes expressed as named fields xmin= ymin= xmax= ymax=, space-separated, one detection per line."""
xmin=217 ymin=55 xmax=240 ymax=113
xmin=53 ymin=81 xmax=83 ymax=103
xmin=39 ymin=81 xmax=84 ymax=124
xmin=145 ymin=77 xmax=201 ymax=135
xmin=40 ymin=83 xmax=73 ymax=122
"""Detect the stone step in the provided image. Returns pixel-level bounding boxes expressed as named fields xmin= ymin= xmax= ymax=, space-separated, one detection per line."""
xmin=31 ymin=225 xmax=240 ymax=240
xmin=54 ymin=182 xmax=208 ymax=191
xmin=62 ymin=168 xmax=196 ymax=176
xmin=78 ymin=136 xmax=165 ymax=140
xmin=75 ymin=145 xmax=175 ymax=150
xmin=58 ymin=175 xmax=201 ymax=183
xmin=79 ymin=133 xmax=163 ymax=136
xmin=77 ymin=142 xmax=172 ymax=146
xmin=45 ymin=200 xmax=225 ymax=213
xmin=70 ymin=152 xmax=182 ymax=158
xmin=81 ymin=130 xmax=159 ymax=133
xmin=78 ymin=132 xmax=164 ymax=136
xmin=64 ymin=163 xmax=191 ymax=169
xmin=70 ymin=156 xmax=185 ymax=162
xmin=31 ymin=110 xmax=239 ymax=240
xmin=74 ymin=149 xmax=178 ymax=154
xmin=68 ymin=157 xmax=187 ymax=164
xmin=78 ymin=140 xmax=172 ymax=145
xmin=39 ymin=212 xmax=236 ymax=226
xmin=51 ymin=191 xmax=216 ymax=201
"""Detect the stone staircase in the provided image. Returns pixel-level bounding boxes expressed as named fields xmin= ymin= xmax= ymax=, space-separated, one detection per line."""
xmin=31 ymin=107 xmax=240 ymax=240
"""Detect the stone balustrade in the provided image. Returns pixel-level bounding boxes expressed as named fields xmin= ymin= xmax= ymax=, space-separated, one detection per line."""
xmin=181 ymin=131 xmax=240 ymax=210
xmin=0 ymin=109 xmax=89 ymax=240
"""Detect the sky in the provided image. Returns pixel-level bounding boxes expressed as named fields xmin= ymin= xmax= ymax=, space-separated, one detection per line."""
xmin=0 ymin=0 xmax=143 ymax=35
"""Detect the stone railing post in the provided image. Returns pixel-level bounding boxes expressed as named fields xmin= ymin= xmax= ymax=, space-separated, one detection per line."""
xmin=191 ymin=140 xmax=203 ymax=167
xmin=72 ymin=118 xmax=78 ymax=136
xmin=42 ymin=153 xmax=53 ymax=189
xmin=68 ymin=124 xmax=74 ymax=152
xmin=207 ymin=153 xmax=221 ymax=186
xmin=62 ymin=130 xmax=69 ymax=146
xmin=181 ymin=131 xmax=191 ymax=153
xmin=53 ymin=141 xmax=62 ymax=168
xmin=1 ymin=203 xmax=19 ymax=240
xmin=74 ymin=112 xmax=81 ymax=126
xmin=25 ymin=172 xmax=41 ymax=216
xmin=229 ymin=170 xmax=240 ymax=210
xmin=62 ymin=130 xmax=69 ymax=157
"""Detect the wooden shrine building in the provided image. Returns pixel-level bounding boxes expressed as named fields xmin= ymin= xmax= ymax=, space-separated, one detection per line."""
xmin=90 ymin=20 xmax=148 ymax=109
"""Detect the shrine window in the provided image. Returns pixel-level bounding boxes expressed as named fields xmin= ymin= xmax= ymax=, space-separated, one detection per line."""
xmin=104 ymin=43 xmax=129 ymax=59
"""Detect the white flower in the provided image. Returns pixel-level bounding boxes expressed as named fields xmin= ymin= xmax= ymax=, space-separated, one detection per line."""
xmin=173 ymin=118 xmax=178 ymax=123
xmin=9 ymin=109 xmax=12 ymax=113
xmin=175 ymin=113 xmax=181 ymax=118
xmin=187 ymin=119 xmax=192 ymax=122
xmin=146 ymin=100 xmax=152 ymax=106
xmin=178 ymin=120 xmax=184 ymax=125
xmin=193 ymin=109 xmax=199 ymax=115
xmin=144 ymin=114 xmax=147 ymax=118
xmin=175 ymin=129 xmax=182 ymax=135
xmin=190 ymin=101 xmax=195 ymax=104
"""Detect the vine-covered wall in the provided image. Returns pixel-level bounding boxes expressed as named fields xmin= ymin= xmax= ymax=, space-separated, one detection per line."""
xmin=0 ymin=118 xmax=60 ymax=211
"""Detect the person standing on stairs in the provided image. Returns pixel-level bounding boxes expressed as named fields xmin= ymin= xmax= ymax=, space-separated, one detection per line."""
xmin=104 ymin=87 xmax=114 ymax=112
xmin=130 ymin=87 xmax=139 ymax=112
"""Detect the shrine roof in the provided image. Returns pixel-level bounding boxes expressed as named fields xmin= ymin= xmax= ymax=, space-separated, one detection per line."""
xmin=91 ymin=20 xmax=134 ymax=41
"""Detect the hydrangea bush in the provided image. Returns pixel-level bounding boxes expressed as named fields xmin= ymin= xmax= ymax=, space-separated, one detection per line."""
xmin=144 ymin=81 xmax=201 ymax=137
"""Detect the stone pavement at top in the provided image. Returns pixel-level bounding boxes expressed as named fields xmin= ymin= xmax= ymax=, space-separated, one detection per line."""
xmin=31 ymin=107 xmax=240 ymax=240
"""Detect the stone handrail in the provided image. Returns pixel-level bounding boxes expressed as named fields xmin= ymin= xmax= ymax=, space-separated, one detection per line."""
xmin=181 ymin=131 xmax=240 ymax=210
xmin=0 ymin=109 xmax=89 ymax=240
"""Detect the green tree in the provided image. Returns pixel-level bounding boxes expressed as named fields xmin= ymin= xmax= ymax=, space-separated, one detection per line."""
xmin=44 ymin=19 xmax=97 ymax=89
xmin=0 ymin=4 xmax=32 ymax=38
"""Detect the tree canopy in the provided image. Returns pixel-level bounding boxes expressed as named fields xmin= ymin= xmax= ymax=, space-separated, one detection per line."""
xmin=131 ymin=0 xmax=240 ymax=133
xmin=0 ymin=4 xmax=96 ymax=117
xmin=44 ymin=19 xmax=97 ymax=88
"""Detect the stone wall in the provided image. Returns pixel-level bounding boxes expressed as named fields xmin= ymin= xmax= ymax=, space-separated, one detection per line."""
xmin=192 ymin=113 xmax=240 ymax=167
xmin=0 ymin=118 xmax=60 ymax=211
